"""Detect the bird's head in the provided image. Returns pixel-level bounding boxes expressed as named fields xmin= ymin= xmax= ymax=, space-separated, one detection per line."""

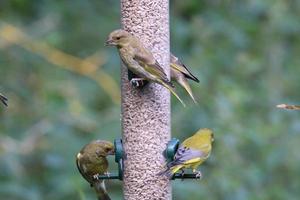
xmin=82 ymin=140 xmax=115 ymax=157
xmin=105 ymin=29 xmax=132 ymax=48
xmin=195 ymin=128 xmax=214 ymax=143
xmin=97 ymin=140 xmax=115 ymax=156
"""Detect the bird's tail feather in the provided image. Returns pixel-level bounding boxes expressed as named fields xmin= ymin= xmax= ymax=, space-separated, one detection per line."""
xmin=94 ymin=181 xmax=111 ymax=200
xmin=171 ymin=63 xmax=199 ymax=83
xmin=170 ymin=165 xmax=183 ymax=175
xmin=159 ymin=80 xmax=186 ymax=107
xmin=178 ymin=78 xmax=197 ymax=104
xmin=158 ymin=164 xmax=184 ymax=179
xmin=157 ymin=168 xmax=173 ymax=179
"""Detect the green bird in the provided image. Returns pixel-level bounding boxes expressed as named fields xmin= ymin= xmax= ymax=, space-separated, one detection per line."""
xmin=0 ymin=93 xmax=8 ymax=106
xmin=170 ymin=54 xmax=199 ymax=103
xmin=159 ymin=128 xmax=214 ymax=179
xmin=105 ymin=29 xmax=185 ymax=106
xmin=76 ymin=140 xmax=115 ymax=200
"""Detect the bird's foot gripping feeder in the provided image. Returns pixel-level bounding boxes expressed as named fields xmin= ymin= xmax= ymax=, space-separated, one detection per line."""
xmin=93 ymin=139 xmax=124 ymax=180
xmin=128 ymin=70 xmax=148 ymax=88
xmin=165 ymin=138 xmax=203 ymax=180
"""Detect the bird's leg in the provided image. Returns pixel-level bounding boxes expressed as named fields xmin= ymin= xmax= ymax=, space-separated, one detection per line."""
xmin=180 ymin=169 xmax=185 ymax=181
xmin=130 ymin=78 xmax=146 ymax=88
xmin=193 ymin=169 xmax=202 ymax=179
xmin=180 ymin=169 xmax=185 ymax=176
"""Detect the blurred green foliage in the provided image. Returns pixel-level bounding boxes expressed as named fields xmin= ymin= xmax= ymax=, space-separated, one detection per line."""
xmin=1 ymin=0 xmax=300 ymax=200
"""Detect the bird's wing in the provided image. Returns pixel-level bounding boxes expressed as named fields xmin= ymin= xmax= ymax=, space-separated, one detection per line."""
xmin=171 ymin=61 xmax=199 ymax=82
xmin=168 ymin=146 xmax=207 ymax=168
xmin=133 ymin=50 xmax=169 ymax=82
xmin=76 ymin=154 xmax=93 ymax=184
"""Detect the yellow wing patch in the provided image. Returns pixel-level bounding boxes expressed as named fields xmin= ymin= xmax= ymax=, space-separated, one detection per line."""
xmin=183 ymin=157 xmax=202 ymax=165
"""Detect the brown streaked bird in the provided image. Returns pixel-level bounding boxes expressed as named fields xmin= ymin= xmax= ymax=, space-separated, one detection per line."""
xmin=0 ymin=93 xmax=8 ymax=106
xmin=170 ymin=54 xmax=199 ymax=104
xmin=76 ymin=140 xmax=115 ymax=200
xmin=105 ymin=29 xmax=185 ymax=106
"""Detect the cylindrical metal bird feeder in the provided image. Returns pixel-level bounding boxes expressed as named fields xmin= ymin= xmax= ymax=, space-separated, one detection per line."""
xmin=120 ymin=0 xmax=171 ymax=200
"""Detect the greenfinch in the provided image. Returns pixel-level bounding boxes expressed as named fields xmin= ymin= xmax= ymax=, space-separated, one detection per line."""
xmin=105 ymin=29 xmax=185 ymax=106
xmin=277 ymin=104 xmax=300 ymax=110
xmin=170 ymin=54 xmax=199 ymax=103
xmin=0 ymin=93 xmax=8 ymax=106
xmin=76 ymin=140 xmax=115 ymax=200
xmin=159 ymin=128 xmax=214 ymax=179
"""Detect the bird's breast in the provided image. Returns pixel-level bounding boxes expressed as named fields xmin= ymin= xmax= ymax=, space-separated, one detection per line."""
xmin=119 ymin=50 xmax=136 ymax=66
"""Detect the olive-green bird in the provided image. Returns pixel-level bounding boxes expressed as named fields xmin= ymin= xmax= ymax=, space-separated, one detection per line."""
xmin=0 ymin=93 xmax=8 ymax=106
xmin=76 ymin=140 xmax=115 ymax=200
xmin=170 ymin=54 xmax=199 ymax=104
xmin=159 ymin=128 xmax=214 ymax=179
xmin=105 ymin=29 xmax=185 ymax=106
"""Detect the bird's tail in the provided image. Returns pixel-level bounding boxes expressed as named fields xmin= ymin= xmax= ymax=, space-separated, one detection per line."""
xmin=94 ymin=181 xmax=111 ymax=200
xmin=158 ymin=80 xmax=186 ymax=107
xmin=0 ymin=94 xmax=8 ymax=106
xmin=158 ymin=159 xmax=186 ymax=176
xmin=177 ymin=77 xmax=197 ymax=104
xmin=170 ymin=165 xmax=183 ymax=175
xmin=171 ymin=62 xmax=199 ymax=83
xmin=157 ymin=167 xmax=173 ymax=179
xmin=158 ymin=164 xmax=184 ymax=179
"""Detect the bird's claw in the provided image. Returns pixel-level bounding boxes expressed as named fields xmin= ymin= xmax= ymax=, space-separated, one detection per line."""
xmin=180 ymin=169 xmax=185 ymax=181
xmin=193 ymin=170 xmax=202 ymax=179
xmin=93 ymin=174 xmax=100 ymax=180
xmin=93 ymin=172 xmax=111 ymax=180
xmin=104 ymin=172 xmax=111 ymax=177
xmin=130 ymin=78 xmax=146 ymax=88
xmin=180 ymin=169 xmax=185 ymax=176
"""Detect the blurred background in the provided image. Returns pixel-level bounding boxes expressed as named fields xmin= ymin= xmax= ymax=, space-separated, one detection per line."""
xmin=1 ymin=0 xmax=300 ymax=200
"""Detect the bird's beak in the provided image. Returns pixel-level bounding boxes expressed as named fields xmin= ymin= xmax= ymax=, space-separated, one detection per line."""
xmin=108 ymin=148 xmax=115 ymax=155
xmin=105 ymin=39 xmax=115 ymax=46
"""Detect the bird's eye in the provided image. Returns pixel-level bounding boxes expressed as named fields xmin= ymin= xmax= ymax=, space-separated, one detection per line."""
xmin=116 ymin=37 xmax=121 ymax=40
